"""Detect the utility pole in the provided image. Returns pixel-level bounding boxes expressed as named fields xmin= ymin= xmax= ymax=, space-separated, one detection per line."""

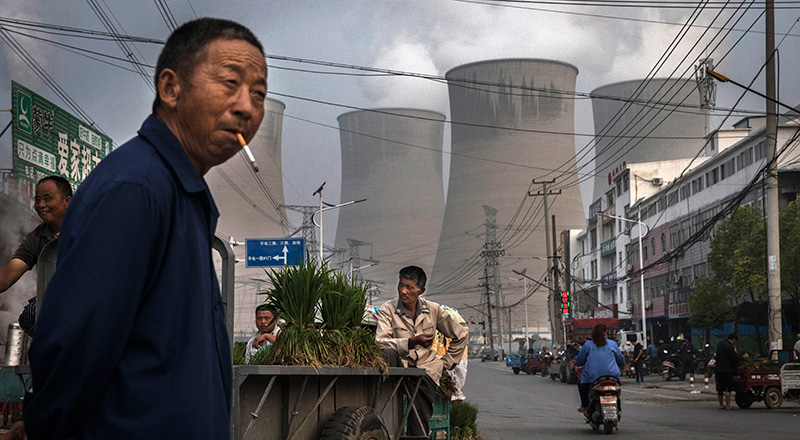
xmin=479 ymin=267 xmax=496 ymax=361
xmin=552 ymin=214 xmax=566 ymax=346
xmin=529 ymin=180 xmax=562 ymax=346
xmin=482 ymin=205 xmax=505 ymax=359
xmin=765 ymin=0 xmax=783 ymax=350
xmin=284 ymin=204 xmax=320 ymax=255
xmin=695 ymin=57 xmax=716 ymax=136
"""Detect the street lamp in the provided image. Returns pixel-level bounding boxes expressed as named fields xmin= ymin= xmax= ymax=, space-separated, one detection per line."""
xmin=349 ymin=260 xmax=377 ymax=279
xmin=707 ymin=69 xmax=796 ymax=112
xmin=600 ymin=207 xmax=650 ymax=345
xmin=311 ymin=181 xmax=366 ymax=263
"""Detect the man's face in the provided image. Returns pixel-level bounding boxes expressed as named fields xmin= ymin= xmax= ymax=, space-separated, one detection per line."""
xmin=34 ymin=180 xmax=70 ymax=227
xmin=397 ymin=277 xmax=424 ymax=310
xmin=255 ymin=310 xmax=275 ymax=334
xmin=171 ymin=38 xmax=267 ymax=174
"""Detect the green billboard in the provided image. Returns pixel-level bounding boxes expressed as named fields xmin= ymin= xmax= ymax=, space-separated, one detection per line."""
xmin=11 ymin=81 xmax=112 ymax=188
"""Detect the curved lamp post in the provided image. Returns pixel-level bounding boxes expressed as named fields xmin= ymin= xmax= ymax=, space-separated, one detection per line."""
xmin=600 ymin=208 xmax=650 ymax=344
xmin=311 ymin=181 xmax=366 ymax=263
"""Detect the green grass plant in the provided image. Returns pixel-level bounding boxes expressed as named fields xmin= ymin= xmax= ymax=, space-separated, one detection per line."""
xmin=252 ymin=254 xmax=385 ymax=370
xmin=450 ymin=401 xmax=480 ymax=440
xmin=257 ymin=254 xmax=330 ymax=365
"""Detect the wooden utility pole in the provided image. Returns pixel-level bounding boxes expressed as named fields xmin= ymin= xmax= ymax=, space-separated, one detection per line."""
xmin=480 ymin=268 xmax=496 ymax=361
xmin=529 ymin=180 xmax=562 ymax=346
xmin=765 ymin=0 xmax=783 ymax=350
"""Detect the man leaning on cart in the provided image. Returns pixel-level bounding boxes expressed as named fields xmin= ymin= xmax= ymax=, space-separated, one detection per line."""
xmin=375 ymin=265 xmax=467 ymax=438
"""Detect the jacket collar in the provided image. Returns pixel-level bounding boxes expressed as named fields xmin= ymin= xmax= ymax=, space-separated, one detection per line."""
xmin=138 ymin=114 xmax=208 ymax=195
xmin=395 ymin=298 xmax=429 ymax=319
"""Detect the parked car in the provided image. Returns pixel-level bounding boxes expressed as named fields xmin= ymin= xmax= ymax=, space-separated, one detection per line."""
xmin=480 ymin=346 xmax=503 ymax=362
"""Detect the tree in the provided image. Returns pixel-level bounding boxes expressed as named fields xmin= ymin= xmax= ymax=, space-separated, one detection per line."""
xmin=779 ymin=199 xmax=800 ymax=333
xmin=707 ymin=205 xmax=767 ymax=353
xmin=688 ymin=277 xmax=732 ymax=345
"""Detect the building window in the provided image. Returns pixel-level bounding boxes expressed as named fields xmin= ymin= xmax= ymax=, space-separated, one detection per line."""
xmin=755 ymin=141 xmax=767 ymax=160
xmin=607 ymin=190 xmax=615 ymax=207
xmin=724 ymin=158 xmax=736 ymax=178
xmin=651 ymin=237 xmax=656 ymax=255
xmin=643 ymin=245 xmax=648 ymax=261
xmin=623 ymin=175 xmax=630 ymax=192
xmin=658 ymin=196 xmax=667 ymax=212
xmin=661 ymin=233 xmax=666 ymax=253
xmin=706 ymin=168 xmax=719 ymax=186
xmin=679 ymin=184 xmax=690 ymax=201
xmin=668 ymin=192 xmax=678 ymax=206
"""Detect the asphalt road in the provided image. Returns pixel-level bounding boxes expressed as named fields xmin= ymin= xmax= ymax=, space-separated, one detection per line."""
xmin=462 ymin=360 xmax=799 ymax=440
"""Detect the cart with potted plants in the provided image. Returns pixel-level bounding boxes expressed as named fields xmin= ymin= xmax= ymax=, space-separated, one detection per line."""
xmin=228 ymin=245 xmax=441 ymax=440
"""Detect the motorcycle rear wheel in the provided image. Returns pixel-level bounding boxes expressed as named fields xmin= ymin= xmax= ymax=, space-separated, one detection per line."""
xmin=603 ymin=422 xmax=615 ymax=434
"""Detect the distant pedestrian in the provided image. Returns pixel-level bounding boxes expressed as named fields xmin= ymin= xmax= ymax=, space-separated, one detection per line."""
xmin=715 ymin=333 xmax=747 ymax=410
xmin=632 ymin=340 xmax=645 ymax=384
xmin=646 ymin=340 xmax=657 ymax=359
xmin=678 ymin=338 xmax=696 ymax=377
xmin=793 ymin=333 xmax=800 ymax=358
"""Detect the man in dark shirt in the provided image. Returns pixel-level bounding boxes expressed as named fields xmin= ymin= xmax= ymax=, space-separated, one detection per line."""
xmin=678 ymin=338 xmax=696 ymax=378
xmin=715 ymin=333 xmax=745 ymax=410
xmin=0 ymin=176 xmax=72 ymax=335
xmin=0 ymin=176 xmax=71 ymax=294
xmin=15 ymin=18 xmax=268 ymax=440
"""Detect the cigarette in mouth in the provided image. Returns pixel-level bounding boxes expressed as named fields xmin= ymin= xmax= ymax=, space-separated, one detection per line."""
xmin=236 ymin=133 xmax=259 ymax=172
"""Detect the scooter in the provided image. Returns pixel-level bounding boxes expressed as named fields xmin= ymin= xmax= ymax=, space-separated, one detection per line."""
xmin=662 ymin=354 xmax=685 ymax=381
xmin=585 ymin=375 xmax=621 ymax=434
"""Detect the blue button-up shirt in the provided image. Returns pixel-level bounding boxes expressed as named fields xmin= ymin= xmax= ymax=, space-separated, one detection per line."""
xmin=575 ymin=339 xmax=625 ymax=384
xmin=24 ymin=115 xmax=231 ymax=439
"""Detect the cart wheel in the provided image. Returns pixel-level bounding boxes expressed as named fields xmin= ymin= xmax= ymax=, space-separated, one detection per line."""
xmin=319 ymin=406 xmax=389 ymax=440
xmin=735 ymin=390 xmax=754 ymax=409
xmin=764 ymin=387 xmax=783 ymax=409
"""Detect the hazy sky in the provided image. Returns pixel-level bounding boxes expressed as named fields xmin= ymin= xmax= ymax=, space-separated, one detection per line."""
xmin=2 ymin=0 xmax=799 ymax=250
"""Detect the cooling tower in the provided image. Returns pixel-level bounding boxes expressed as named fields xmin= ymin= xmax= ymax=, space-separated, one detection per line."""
xmin=429 ymin=59 xmax=584 ymax=334
xmin=334 ymin=109 xmax=446 ymax=302
xmin=590 ymin=78 xmax=706 ymax=202
xmin=206 ymin=97 xmax=289 ymax=339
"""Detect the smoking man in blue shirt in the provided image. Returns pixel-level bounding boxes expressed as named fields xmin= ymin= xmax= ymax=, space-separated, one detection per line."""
xmin=13 ymin=18 xmax=268 ymax=440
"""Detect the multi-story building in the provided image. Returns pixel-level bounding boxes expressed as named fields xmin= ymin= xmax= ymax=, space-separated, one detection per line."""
xmin=577 ymin=114 xmax=800 ymax=341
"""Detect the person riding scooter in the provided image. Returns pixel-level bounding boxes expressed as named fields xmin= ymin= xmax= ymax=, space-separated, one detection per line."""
xmin=574 ymin=324 xmax=625 ymax=413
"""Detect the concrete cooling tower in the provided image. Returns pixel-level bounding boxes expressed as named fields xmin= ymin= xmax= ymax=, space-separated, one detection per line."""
xmin=334 ymin=109 xmax=446 ymax=302
xmin=206 ymin=97 xmax=289 ymax=340
xmin=590 ymin=78 xmax=707 ymax=202
xmin=429 ymin=59 xmax=584 ymax=337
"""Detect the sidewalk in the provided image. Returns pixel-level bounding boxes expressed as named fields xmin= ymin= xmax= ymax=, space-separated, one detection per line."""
xmin=621 ymin=373 xmax=718 ymax=396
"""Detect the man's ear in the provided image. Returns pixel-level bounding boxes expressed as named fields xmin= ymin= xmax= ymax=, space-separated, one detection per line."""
xmin=419 ymin=286 xmax=426 ymax=295
xmin=157 ymin=68 xmax=181 ymax=110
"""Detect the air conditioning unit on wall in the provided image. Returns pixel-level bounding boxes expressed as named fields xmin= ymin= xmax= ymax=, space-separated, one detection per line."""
xmin=652 ymin=177 xmax=663 ymax=186
xmin=645 ymin=299 xmax=653 ymax=309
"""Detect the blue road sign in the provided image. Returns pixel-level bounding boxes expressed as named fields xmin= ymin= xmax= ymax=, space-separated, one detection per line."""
xmin=245 ymin=238 xmax=305 ymax=268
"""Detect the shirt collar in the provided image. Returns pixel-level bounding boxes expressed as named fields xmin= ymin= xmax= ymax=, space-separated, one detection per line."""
xmin=138 ymin=114 xmax=208 ymax=195
xmin=395 ymin=298 xmax=429 ymax=319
